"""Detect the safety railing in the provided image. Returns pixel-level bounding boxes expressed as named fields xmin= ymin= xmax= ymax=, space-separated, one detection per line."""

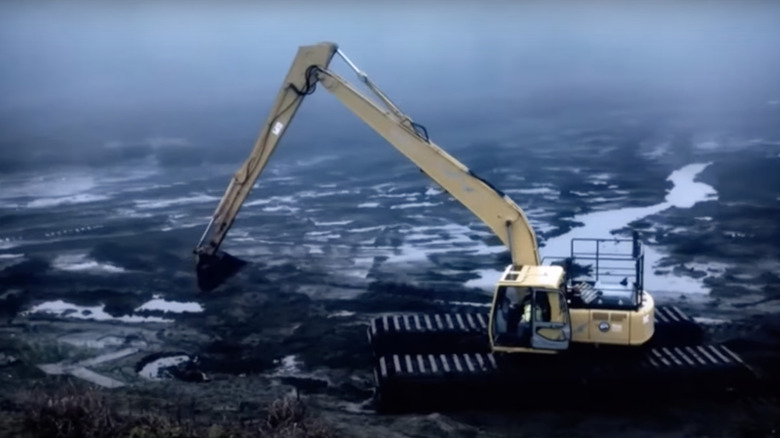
xmin=541 ymin=231 xmax=645 ymax=298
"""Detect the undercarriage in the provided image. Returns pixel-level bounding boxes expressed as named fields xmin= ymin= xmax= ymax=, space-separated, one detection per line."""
xmin=366 ymin=306 xmax=761 ymax=413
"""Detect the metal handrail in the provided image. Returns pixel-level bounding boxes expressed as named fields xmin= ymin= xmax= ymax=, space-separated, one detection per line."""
xmin=547 ymin=232 xmax=645 ymax=300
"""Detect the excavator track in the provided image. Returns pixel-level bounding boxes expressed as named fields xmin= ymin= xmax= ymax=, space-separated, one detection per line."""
xmin=373 ymin=343 xmax=759 ymax=413
xmin=367 ymin=306 xmax=763 ymax=413
xmin=367 ymin=305 xmax=704 ymax=357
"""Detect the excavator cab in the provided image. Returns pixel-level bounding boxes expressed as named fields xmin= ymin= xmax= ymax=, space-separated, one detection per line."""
xmin=488 ymin=265 xmax=571 ymax=353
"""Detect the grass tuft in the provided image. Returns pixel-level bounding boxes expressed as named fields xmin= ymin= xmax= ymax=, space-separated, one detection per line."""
xmin=16 ymin=384 xmax=337 ymax=438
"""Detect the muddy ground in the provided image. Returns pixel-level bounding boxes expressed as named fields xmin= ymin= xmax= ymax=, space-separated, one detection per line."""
xmin=1 ymin=261 xmax=780 ymax=437
xmin=1 ymin=114 xmax=780 ymax=437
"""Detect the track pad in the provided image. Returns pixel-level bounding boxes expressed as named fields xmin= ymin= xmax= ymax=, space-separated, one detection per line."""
xmin=196 ymin=251 xmax=247 ymax=292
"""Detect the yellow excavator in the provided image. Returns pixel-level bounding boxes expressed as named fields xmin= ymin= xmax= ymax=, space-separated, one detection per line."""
xmin=194 ymin=42 xmax=754 ymax=411
xmin=194 ymin=41 xmax=654 ymax=354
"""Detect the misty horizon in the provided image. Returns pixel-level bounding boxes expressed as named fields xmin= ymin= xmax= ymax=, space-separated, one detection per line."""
xmin=1 ymin=1 xmax=779 ymax=173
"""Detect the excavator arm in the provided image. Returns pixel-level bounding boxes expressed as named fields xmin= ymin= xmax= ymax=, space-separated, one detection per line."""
xmin=195 ymin=42 xmax=540 ymax=292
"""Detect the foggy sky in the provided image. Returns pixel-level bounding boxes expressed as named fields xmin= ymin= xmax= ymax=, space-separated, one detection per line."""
xmin=1 ymin=1 xmax=779 ymax=171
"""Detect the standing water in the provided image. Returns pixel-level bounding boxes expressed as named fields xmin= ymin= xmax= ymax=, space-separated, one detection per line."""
xmin=466 ymin=163 xmax=718 ymax=296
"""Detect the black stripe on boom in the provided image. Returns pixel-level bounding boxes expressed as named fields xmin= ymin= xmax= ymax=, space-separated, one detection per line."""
xmin=467 ymin=169 xmax=507 ymax=198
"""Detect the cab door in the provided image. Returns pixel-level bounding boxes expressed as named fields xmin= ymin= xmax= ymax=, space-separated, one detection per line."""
xmin=530 ymin=289 xmax=572 ymax=350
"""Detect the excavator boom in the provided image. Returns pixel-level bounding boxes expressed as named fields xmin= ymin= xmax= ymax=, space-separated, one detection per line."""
xmin=194 ymin=43 xmax=337 ymax=291
xmin=194 ymin=42 xmax=539 ymax=291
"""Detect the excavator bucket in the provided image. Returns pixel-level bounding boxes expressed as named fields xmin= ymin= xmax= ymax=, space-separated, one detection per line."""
xmin=195 ymin=251 xmax=247 ymax=292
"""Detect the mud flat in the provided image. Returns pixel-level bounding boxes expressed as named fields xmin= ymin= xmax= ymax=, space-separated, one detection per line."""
xmin=2 ymin=263 xmax=780 ymax=438
xmin=1 ymin=118 xmax=779 ymax=436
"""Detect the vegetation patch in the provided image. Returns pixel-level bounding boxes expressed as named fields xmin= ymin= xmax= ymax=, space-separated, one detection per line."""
xmin=14 ymin=384 xmax=337 ymax=438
